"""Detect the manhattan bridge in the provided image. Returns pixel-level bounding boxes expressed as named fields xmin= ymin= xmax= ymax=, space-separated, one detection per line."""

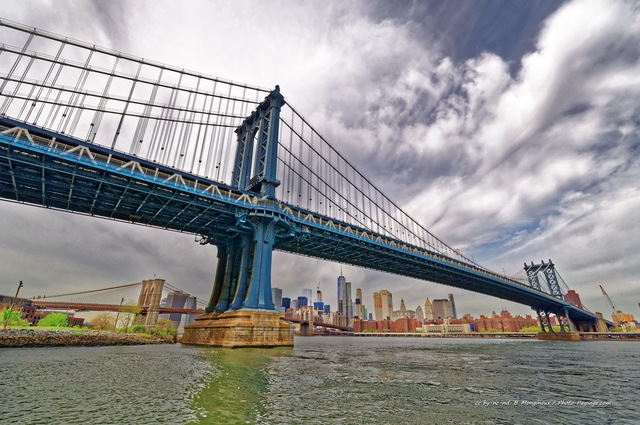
xmin=0 ymin=19 xmax=608 ymax=344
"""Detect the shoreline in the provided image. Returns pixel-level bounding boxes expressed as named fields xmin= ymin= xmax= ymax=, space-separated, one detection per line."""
xmin=0 ymin=328 xmax=176 ymax=348
xmin=318 ymin=332 xmax=640 ymax=341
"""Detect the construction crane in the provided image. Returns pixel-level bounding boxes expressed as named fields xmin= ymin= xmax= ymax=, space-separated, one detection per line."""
xmin=600 ymin=285 xmax=631 ymax=331
xmin=599 ymin=285 xmax=618 ymax=311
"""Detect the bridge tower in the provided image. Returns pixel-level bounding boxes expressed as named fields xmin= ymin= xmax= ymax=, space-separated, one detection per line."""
xmin=183 ymin=87 xmax=294 ymax=347
xmin=525 ymin=260 xmax=574 ymax=333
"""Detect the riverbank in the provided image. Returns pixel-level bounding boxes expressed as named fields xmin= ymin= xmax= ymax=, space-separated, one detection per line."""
xmin=345 ymin=331 xmax=640 ymax=340
xmin=0 ymin=328 xmax=176 ymax=348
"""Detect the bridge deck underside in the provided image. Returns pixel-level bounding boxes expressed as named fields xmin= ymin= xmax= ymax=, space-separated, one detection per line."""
xmin=0 ymin=121 xmax=600 ymax=325
xmin=0 ymin=134 xmax=239 ymax=241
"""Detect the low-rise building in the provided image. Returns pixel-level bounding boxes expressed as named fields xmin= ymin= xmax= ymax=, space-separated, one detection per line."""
xmin=423 ymin=318 xmax=471 ymax=333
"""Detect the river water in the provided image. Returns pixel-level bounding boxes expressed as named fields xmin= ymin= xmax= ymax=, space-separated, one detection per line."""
xmin=1 ymin=337 xmax=637 ymax=424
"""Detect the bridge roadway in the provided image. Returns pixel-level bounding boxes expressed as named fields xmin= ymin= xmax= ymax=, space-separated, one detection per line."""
xmin=31 ymin=301 xmax=204 ymax=315
xmin=0 ymin=117 xmax=604 ymax=326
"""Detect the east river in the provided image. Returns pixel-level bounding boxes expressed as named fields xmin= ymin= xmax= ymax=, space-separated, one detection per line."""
xmin=1 ymin=337 xmax=638 ymax=424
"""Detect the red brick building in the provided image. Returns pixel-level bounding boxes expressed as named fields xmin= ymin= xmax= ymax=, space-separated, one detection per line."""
xmin=470 ymin=310 xmax=538 ymax=332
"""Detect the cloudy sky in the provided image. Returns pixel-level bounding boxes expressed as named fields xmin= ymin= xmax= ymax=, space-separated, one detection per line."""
xmin=1 ymin=0 xmax=639 ymax=319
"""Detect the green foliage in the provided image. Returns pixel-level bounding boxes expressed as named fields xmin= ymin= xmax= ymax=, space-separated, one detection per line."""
xmin=132 ymin=325 xmax=146 ymax=333
xmin=519 ymin=326 xmax=542 ymax=332
xmin=117 ymin=301 xmax=142 ymax=332
xmin=2 ymin=308 xmax=28 ymax=326
xmin=38 ymin=313 xmax=69 ymax=327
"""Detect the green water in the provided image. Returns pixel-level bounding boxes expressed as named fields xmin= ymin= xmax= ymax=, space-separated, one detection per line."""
xmin=1 ymin=337 xmax=637 ymax=424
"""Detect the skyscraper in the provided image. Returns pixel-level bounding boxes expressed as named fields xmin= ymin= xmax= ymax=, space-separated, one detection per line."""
xmin=355 ymin=288 xmax=363 ymax=319
xmin=345 ymin=281 xmax=353 ymax=325
xmin=382 ymin=290 xmax=393 ymax=320
xmin=316 ymin=285 xmax=323 ymax=303
xmin=272 ymin=288 xmax=283 ymax=307
xmin=298 ymin=296 xmax=309 ymax=308
xmin=184 ymin=296 xmax=198 ymax=327
xmin=281 ymin=297 xmax=291 ymax=309
xmin=303 ymin=289 xmax=313 ymax=304
xmin=374 ymin=290 xmax=393 ymax=320
xmin=432 ymin=299 xmax=454 ymax=320
xmin=448 ymin=294 xmax=457 ymax=319
xmin=374 ymin=291 xmax=383 ymax=321
xmin=337 ymin=274 xmax=346 ymax=315
xmin=164 ymin=291 xmax=189 ymax=330
xmin=424 ymin=298 xmax=434 ymax=321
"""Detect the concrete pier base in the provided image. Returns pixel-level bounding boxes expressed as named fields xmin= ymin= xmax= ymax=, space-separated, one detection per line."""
xmin=182 ymin=310 xmax=293 ymax=347
xmin=537 ymin=332 xmax=581 ymax=341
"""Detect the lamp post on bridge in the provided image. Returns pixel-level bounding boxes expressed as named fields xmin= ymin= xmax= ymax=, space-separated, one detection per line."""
xmin=113 ymin=297 xmax=125 ymax=332
xmin=3 ymin=281 xmax=24 ymax=329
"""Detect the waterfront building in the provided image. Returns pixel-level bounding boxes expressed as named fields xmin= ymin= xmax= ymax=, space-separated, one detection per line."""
xmin=471 ymin=310 xmax=538 ymax=332
xmin=392 ymin=298 xmax=416 ymax=320
xmin=424 ymin=298 xmax=434 ymax=321
xmin=281 ymin=297 xmax=291 ymax=309
xmin=272 ymin=288 xmax=283 ymax=307
xmin=612 ymin=312 xmax=636 ymax=329
xmin=423 ymin=318 xmax=472 ymax=333
xmin=334 ymin=314 xmax=347 ymax=328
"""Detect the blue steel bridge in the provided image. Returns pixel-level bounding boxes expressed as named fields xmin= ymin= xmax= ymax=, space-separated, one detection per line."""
xmin=0 ymin=19 xmax=607 ymax=331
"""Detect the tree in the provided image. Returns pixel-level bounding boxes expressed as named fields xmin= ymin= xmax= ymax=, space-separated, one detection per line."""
xmin=2 ymin=308 xmax=28 ymax=327
xmin=117 ymin=301 xmax=142 ymax=333
xmin=156 ymin=319 xmax=177 ymax=335
xmin=89 ymin=313 xmax=116 ymax=330
xmin=38 ymin=312 xmax=68 ymax=327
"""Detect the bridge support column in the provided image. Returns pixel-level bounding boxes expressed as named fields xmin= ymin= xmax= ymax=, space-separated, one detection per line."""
xmin=595 ymin=312 xmax=608 ymax=332
xmin=138 ymin=278 xmax=165 ymax=327
xmin=299 ymin=322 xmax=313 ymax=336
xmin=183 ymin=216 xmax=293 ymax=347
xmin=205 ymin=245 xmax=228 ymax=313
